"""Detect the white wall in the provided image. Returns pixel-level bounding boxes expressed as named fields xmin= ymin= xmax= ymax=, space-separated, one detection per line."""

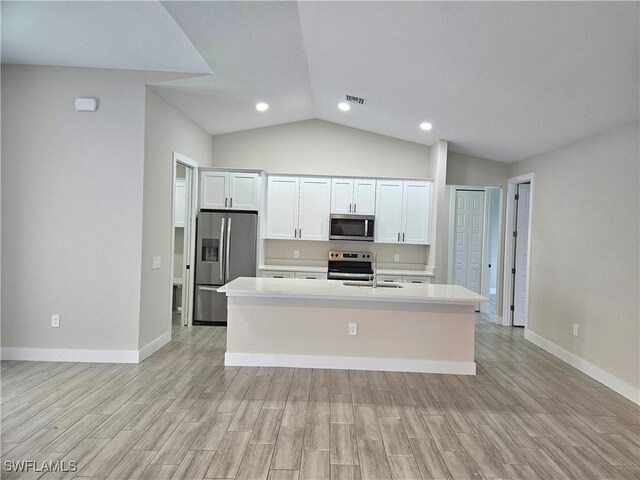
xmin=1 ymin=65 xmax=145 ymax=351
xmin=510 ymin=121 xmax=639 ymax=393
xmin=212 ymin=119 xmax=432 ymax=178
xmin=140 ymin=89 xmax=212 ymax=348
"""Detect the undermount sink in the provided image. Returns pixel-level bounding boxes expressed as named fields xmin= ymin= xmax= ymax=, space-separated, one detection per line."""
xmin=343 ymin=281 xmax=403 ymax=289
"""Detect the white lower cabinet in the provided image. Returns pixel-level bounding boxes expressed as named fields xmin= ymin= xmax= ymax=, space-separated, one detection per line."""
xmin=378 ymin=274 xmax=433 ymax=284
xmin=377 ymin=275 xmax=403 ymax=284
xmin=295 ymin=272 xmax=327 ymax=280
xmin=261 ymin=270 xmax=296 ymax=279
xmin=403 ymin=276 xmax=433 ymax=284
xmin=261 ymin=270 xmax=327 ymax=280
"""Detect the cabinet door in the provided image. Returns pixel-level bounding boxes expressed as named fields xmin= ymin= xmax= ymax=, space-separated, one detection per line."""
xmin=402 ymin=181 xmax=432 ymax=244
xmin=330 ymin=178 xmax=354 ymax=214
xmin=266 ymin=176 xmax=299 ymax=239
xmin=229 ymin=172 xmax=260 ymax=211
xmin=299 ymin=177 xmax=331 ymax=241
xmin=353 ymin=179 xmax=376 ymax=215
xmin=375 ymin=180 xmax=403 ymax=243
xmin=261 ymin=270 xmax=296 ymax=279
xmin=403 ymin=276 xmax=432 ymax=284
xmin=377 ymin=275 xmax=403 ymax=284
xmin=201 ymin=171 xmax=228 ymax=209
xmin=294 ymin=272 xmax=327 ymax=280
xmin=174 ymin=180 xmax=187 ymax=227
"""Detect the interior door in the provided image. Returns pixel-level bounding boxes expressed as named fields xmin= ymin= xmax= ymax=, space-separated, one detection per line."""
xmin=375 ymin=180 xmax=403 ymax=243
xmin=513 ymin=183 xmax=531 ymax=327
xmin=402 ymin=181 xmax=432 ymax=244
xmin=266 ymin=176 xmax=299 ymax=239
xmin=453 ymin=190 xmax=485 ymax=294
xmin=299 ymin=177 xmax=331 ymax=240
xmin=229 ymin=172 xmax=259 ymax=210
xmin=331 ymin=178 xmax=354 ymax=214
xmin=353 ymin=179 xmax=376 ymax=215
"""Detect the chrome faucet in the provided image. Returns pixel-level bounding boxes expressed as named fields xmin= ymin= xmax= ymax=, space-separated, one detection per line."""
xmin=370 ymin=252 xmax=378 ymax=288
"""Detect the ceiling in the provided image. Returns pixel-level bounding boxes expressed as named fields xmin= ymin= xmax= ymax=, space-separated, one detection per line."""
xmin=2 ymin=1 xmax=638 ymax=163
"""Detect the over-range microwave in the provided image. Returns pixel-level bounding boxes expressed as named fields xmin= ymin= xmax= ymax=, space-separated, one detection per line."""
xmin=329 ymin=214 xmax=375 ymax=242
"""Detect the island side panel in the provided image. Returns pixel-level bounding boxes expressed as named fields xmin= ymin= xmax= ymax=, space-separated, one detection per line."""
xmin=225 ymin=296 xmax=476 ymax=375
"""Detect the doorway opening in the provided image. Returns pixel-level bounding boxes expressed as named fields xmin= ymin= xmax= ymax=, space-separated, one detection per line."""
xmin=170 ymin=152 xmax=198 ymax=328
xmin=502 ymin=173 xmax=534 ymax=328
xmin=448 ymin=186 xmax=502 ymax=316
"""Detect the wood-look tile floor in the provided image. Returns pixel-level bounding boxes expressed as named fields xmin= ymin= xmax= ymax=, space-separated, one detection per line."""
xmin=2 ymin=314 xmax=639 ymax=479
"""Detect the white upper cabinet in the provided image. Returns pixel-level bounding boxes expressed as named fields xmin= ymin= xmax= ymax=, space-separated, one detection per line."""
xmin=375 ymin=179 xmax=433 ymax=244
xmin=229 ymin=172 xmax=260 ymax=210
xmin=266 ymin=176 xmax=300 ymax=239
xmin=331 ymin=178 xmax=354 ymax=214
xmin=353 ymin=179 xmax=376 ymax=215
xmin=200 ymin=171 xmax=260 ymax=211
xmin=330 ymin=178 xmax=376 ymax=215
xmin=402 ymin=181 xmax=432 ymax=244
xmin=299 ymin=177 xmax=331 ymax=240
xmin=266 ymin=176 xmax=331 ymax=241
xmin=375 ymin=180 xmax=404 ymax=243
xmin=201 ymin=171 xmax=228 ymax=209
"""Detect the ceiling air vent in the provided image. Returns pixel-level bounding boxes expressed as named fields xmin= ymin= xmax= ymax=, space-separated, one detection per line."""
xmin=346 ymin=94 xmax=366 ymax=105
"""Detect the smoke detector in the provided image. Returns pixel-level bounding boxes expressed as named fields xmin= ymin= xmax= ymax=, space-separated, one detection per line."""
xmin=346 ymin=94 xmax=366 ymax=105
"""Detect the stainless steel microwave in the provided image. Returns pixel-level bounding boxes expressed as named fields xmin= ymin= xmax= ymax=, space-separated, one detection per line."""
xmin=329 ymin=214 xmax=375 ymax=242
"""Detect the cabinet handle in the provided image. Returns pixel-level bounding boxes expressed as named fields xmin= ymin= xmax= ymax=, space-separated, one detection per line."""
xmin=299 ymin=228 xmax=302 ymax=238
xmin=354 ymin=203 xmax=357 ymax=213
xmin=294 ymin=228 xmax=297 ymax=238
xmin=225 ymin=197 xmax=228 ymax=208
xmin=230 ymin=198 xmax=233 ymax=208
xmin=403 ymin=232 xmax=405 ymax=242
xmin=398 ymin=232 xmax=400 ymax=242
xmin=349 ymin=203 xmax=352 ymax=213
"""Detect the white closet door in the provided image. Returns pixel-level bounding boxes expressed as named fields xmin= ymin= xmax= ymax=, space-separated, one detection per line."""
xmin=453 ymin=190 xmax=485 ymax=294
xmin=353 ymin=179 xmax=376 ymax=215
xmin=266 ymin=176 xmax=299 ymax=239
xmin=299 ymin=177 xmax=331 ymax=241
xmin=375 ymin=180 xmax=403 ymax=243
xmin=402 ymin=181 xmax=431 ymax=244
xmin=513 ymin=184 xmax=531 ymax=327
xmin=331 ymin=178 xmax=354 ymax=214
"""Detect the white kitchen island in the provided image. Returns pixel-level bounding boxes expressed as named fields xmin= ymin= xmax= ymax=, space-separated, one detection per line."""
xmin=218 ymin=277 xmax=486 ymax=375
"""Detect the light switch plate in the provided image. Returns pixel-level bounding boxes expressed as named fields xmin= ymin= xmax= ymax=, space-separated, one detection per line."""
xmin=152 ymin=256 xmax=161 ymax=269
xmin=51 ymin=314 xmax=60 ymax=328
xmin=349 ymin=322 xmax=358 ymax=336
xmin=573 ymin=324 xmax=579 ymax=336
xmin=394 ymin=254 xmax=400 ymax=262
xmin=294 ymin=250 xmax=300 ymax=259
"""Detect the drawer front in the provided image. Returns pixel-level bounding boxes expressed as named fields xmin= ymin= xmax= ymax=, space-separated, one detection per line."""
xmin=261 ymin=270 xmax=296 ymax=279
xmin=403 ymin=276 xmax=433 ymax=284
xmin=377 ymin=274 xmax=403 ymax=284
xmin=295 ymin=272 xmax=328 ymax=280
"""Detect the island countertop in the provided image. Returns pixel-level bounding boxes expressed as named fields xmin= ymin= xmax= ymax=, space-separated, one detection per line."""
xmin=218 ymin=277 xmax=486 ymax=305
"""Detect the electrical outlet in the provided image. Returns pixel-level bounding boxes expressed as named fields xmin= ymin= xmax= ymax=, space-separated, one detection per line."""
xmin=294 ymin=250 xmax=300 ymax=259
xmin=348 ymin=322 xmax=358 ymax=336
xmin=152 ymin=256 xmax=161 ymax=269
xmin=573 ymin=324 xmax=579 ymax=336
xmin=394 ymin=253 xmax=400 ymax=262
xmin=51 ymin=314 xmax=60 ymax=328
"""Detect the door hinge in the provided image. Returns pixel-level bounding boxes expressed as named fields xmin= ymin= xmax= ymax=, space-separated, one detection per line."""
xmin=510 ymin=305 xmax=515 ymax=311
xmin=511 ymin=268 xmax=516 ymax=275
xmin=513 ymin=231 xmax=517 ymax=237
xmin=515 ymin=194 xmax=520 ymax=201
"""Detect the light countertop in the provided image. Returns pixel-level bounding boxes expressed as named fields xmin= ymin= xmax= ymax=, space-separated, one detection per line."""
xmin=219 ymin=277 xmax=485 ymax=305
xmin=259 ymin=264 xmax=434 ymax=277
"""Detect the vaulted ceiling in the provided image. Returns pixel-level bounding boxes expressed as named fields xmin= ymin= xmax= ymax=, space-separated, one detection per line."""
xmin=2 ymin=1 xmax=638 ymax=162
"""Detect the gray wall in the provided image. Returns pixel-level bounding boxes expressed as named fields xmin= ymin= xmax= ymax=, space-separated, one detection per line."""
xmin=510 ymin=121 xmax=639 ymax=390
xmin=212 ymin=119 xmax=432 ymax=178
xmin=139 ymin=89 xmax=212 ymax=348
xmin=1 ymin=65 xmax=145 ymax=351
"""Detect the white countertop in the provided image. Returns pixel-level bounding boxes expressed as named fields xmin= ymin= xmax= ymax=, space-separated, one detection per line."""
xmin=259 ymin=264 xmax=434 ymax=277
xmin=219 ymin=277 xmax=486 ymax=305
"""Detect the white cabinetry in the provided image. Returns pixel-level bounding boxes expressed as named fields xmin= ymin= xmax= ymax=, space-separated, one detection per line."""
xmin=201 ymin=171 xmax=260 ymax=210
xmin=174 ymin=179 xmax=187 ymax=227
xmin=377 ymin=274 xmax=433 ymax=284
xmin=266 ymin=176 xmax=331 ymax=241
xmin=375 ymin=180 xmax=432 ymax=244
xmin=260 ymin=270 xmax=327 ymax=280
xmin=330 ymin=178 xmax=376 ymax=215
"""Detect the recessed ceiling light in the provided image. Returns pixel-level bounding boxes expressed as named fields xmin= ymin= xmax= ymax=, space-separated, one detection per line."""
xmin=419 ymin=122 xmax=432 ymax=131
xmin=338 ymin=102 xmax=351 ymax=112
xmin=256 ymin=102 xmax=269 ymax=112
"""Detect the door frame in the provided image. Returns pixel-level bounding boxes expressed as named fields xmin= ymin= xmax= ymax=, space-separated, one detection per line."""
xmin=501 ymin=172 xmax=535 ymax=329
xmin=447 ymin=185 xmax=503 ymax=317
xmin=170 ymin=152 xmax=198 ymax=329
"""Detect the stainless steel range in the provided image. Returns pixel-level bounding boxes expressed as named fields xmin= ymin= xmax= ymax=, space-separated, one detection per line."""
xmin=327 ymin=250 xmax=374 ymax=282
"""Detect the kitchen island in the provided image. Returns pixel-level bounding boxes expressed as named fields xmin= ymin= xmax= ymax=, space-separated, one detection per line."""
xmin=218 ymin=277 xmax=486 ymax=375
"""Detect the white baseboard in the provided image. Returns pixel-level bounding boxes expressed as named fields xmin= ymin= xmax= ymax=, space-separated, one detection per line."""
xmin=226 ymin=352 xmax=476 ymax=375
xmin=1 ymin=347 xmax=139 ymax=363
xmin=1 ymin=331 xmax=171 ymax=364
xmin=524 ymin=330 xmax=640 ymax=405
xmin=138 ymin=331 xmax=171 ymax=362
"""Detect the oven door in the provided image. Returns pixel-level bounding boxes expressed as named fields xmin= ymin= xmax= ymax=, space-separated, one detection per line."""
xmin=329 ymin=215 xmax=374 ymax=241
xmin=327 ymin=260 xmax=373 ymax=281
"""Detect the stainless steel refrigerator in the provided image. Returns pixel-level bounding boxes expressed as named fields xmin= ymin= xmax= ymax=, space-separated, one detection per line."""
xmin=194 ymin=211 xmax=257 ymax=325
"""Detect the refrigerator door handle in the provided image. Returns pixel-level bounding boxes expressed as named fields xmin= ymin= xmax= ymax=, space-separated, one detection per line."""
xmin=225 ymin=218 xmax=232 ymax=281
xmin=198 ymin=286 xmax=219 ymax=291
xmin=220 ymin=219 xmax=225 ymax=279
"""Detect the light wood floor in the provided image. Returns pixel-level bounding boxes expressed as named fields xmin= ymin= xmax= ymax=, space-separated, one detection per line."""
xmin=2 ymin=315 xmax=639 ymax=480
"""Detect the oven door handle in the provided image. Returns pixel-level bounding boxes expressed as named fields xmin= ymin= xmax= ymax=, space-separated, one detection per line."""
xmin=327 ymin=272 xmax=372 ymax=279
